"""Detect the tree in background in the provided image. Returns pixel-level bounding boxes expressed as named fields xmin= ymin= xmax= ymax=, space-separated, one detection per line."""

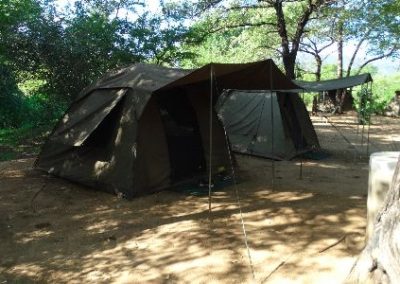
xmin=297 ymin=15 xmax=335 ymax=81
xmin=344 ymin=0 xmax=399 ymax=77
xmin=177 ymin=0 xmax=333 ymax=78
xmin=0 ymin=0 xmax=192 ymax=128
xmin=296 ymin=0 xmax=400 ymax=113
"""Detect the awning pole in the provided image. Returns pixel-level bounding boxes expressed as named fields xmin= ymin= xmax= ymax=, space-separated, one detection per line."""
xmin=366 ymin=81 xmax=372 ymax=156
xmin=221 ymin=125 xmax=256 ymax=279
xmin=299 ymin=92 xmax=304 ymax=180
xmin=208 ymin=65 xmax=214 ymax=213
xmin=270 ymin=64 xmax=275 ymax=189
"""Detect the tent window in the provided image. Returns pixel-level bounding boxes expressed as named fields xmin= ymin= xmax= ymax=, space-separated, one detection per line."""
xmin=53 ymin=89 xmax=127 ymax=146
xmin=157 ymin=91 xmax=206 ymax=181
xmin=80 ymin=97 xmax=125 ymax=159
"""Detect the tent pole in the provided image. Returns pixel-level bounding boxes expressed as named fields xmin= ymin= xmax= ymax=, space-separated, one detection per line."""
xmin=271 ymin=92 xmax=275 ymax=188
xmin=270 ymin=65 xmax=275 ymax=189
xmin=366 ymin=81 xmax=372 ymax=156
xmin=360 ymin=83 xmax=368 ymax=158
xmin=208 ymin=65 xmax=214 ymax=213
xmin=354 ymin=86 xmax=362 ymax=163
xmin=221 ymin=125 xmax=256 ymax=279
xmin=214 ymin=75 xmax=256 ymax=280
xmin=299 ymin=92 xmax=304 ymax=180
xmin=361 ymin=118 xmax=365 ymax=157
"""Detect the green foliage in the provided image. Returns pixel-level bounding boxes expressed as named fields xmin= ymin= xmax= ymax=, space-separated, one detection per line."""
xmin=352 ymin=72 xmax=400 ymax=115
xmin=1 ymin=0 xmax=191 ymax=100
xmin=371 ymin=73 xmax=400 ymax=114
xmin=0 ymin=123 xmax=51 ymax=161
xmin=355 ymin=87 xmax=373 ymax=124
xmin=129 ymin=12 xmax=192 ymax=65
xmin=0 ymin=64 xmax=25 ymax=128
xmin=179 ymin=0 xmax=330 ymax=72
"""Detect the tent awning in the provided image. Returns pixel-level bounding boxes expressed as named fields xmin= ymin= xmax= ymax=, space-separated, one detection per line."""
xmin=293 ymin=73 xmax=373 ymax=93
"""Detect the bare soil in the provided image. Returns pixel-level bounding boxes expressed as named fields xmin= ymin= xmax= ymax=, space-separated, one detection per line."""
xmin=1 ymin=113 xmax=399 ymax=283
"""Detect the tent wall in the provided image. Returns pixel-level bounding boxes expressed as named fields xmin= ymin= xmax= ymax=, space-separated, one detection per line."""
xmin=217 ymin=90 xmax=319 ymax=160
xmin=217 ymin=91 xmax=295 ymax=160
xmin=135 ymin=95 xmax=171 ymax=195
xmin=36 ymin=89 xmax=138 ymax=196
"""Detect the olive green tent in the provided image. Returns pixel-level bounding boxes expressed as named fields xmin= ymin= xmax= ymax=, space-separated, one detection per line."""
xmin=216 ymin=90 xmax=320 ymax=160
xmin=35 ymin=60 xmax=305 ymax=198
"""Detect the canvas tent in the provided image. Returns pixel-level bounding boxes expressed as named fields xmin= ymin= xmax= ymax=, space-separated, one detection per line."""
xmin=216 ymin=90 xmax=320 ymax=160
xmin=35 ymin=60 xmax=309 ymax=198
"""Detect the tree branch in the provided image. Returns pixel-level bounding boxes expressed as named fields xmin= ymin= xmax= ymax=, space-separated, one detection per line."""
xmin=356 ymin=45 xmax=398 ymax=74
xmin=209 ymin=21 xmax=276 ymax=34
xmin=346 ymin=30 xmax=371 ymax=77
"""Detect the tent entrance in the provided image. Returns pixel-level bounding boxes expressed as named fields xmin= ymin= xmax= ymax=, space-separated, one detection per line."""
xmin=157 ymin=91 xmax=206 ymax=182
xmin=280 ymin=94 xmax=306 ymax=150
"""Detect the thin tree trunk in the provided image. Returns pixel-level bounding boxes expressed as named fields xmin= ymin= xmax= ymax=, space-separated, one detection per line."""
xmin=346 ymin=33 xmax=369 ymax=77
xmin=335 ymin=21 xmax=344 ymax=113
xmin=337 ymin=21 xmax=343 ymax=79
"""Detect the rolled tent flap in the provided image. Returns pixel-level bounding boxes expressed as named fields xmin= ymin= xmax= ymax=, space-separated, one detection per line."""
xmin=51 ymin=88 xmax=128 ymax=146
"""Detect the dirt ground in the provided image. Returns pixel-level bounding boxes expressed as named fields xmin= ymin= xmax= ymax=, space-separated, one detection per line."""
xmin=1 ymin=113 xmax=399 ymax=284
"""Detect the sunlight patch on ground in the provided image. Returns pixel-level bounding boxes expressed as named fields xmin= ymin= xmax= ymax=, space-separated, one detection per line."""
xmin=85 ymin=220 xmax=120 ymax=234
xmin=15 ymin=229 xmax=54 ymax=244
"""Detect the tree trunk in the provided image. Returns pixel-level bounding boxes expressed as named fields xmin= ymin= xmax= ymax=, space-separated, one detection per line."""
xmin=347 ymin=155 xmax=400 ymax=283
xmin=313 ymin=60 xmax=321 ymax=115
xmin=316 ymin=55 xmax=322 ymax=82
xmin=335 ymin=21 xmax=344 ymax=113
xmin=283 ymin=52 xmax=296 ymax=79
xmin=337 ymin=22 xmax=343 ymax=79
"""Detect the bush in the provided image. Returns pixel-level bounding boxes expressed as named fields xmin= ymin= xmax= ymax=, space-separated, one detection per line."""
xmin=0 ymin=67 xmax=67 ymax=129
xmin=0 ymin=65 xmax=26 ymax=128
xmin=352 ymin=73 xmax=400 ymax=117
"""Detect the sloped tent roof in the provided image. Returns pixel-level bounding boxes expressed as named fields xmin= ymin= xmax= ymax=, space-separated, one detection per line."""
xmin=294 ymin=73 xmax=373 ymax=93
xmin=77 ymin=63 xmax=191 ymax=115
xmin=35 ymin=60 xmax=308 ymax=198
xmin=158 ymin=59 xmax=300 ymax=93
xmin=46 ymin=64 xmax=190 ymax=148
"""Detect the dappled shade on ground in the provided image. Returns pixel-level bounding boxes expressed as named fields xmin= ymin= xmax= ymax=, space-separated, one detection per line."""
xmin=0 ymin=114 xmax=399 ymax=283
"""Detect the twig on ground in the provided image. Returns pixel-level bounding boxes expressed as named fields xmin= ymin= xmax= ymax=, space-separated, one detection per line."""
xmin=31 ymin=183 xmax=47 ymax=213
xmin=262 ymin=254 xmax=293 ymax=283
xmin=318 ymin=235 xmax=347 ymax=253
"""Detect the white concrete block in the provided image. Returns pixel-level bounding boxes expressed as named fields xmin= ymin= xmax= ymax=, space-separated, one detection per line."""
xmin=366 ymin=151 xmax=400 ymax=240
